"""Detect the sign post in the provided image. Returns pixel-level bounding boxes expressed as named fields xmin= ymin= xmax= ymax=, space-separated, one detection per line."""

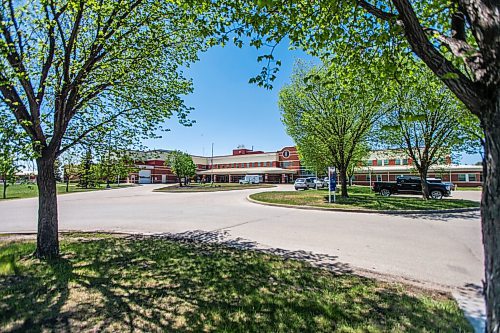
xmin=328 ymin=167 xmax=337 ymax=203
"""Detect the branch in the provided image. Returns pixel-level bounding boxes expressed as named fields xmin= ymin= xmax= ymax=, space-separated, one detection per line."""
xmin=7 ymin=0 xmax=23 ymax=57
xmin=390 ymin=0 xmax=484 ymax=115
xmin=57 ymin=107 xmax=134 ymax=156
xmin=423 ymin=27 xmax=484 ymax=75
xmin=0 ymin=72 xmax=38 ymax=141
xmin=357 ymin=0 xmax=397 ymax=21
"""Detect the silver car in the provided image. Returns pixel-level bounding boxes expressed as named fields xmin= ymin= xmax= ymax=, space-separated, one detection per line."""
xmin=294 ymin=178 xmax=315 ymax=190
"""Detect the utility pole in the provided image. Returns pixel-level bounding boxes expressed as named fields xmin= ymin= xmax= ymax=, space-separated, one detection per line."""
xmin=211 ymin=142 xmax=214 ymax=186
xmin=106 ymin=131 xmax=112 ymax=189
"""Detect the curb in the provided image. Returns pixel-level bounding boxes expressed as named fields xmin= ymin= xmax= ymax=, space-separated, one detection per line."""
xmin=246 ymin=195 xmax=480 ymax=215
xmin=154 ymin=185 xmax=277 ymax=194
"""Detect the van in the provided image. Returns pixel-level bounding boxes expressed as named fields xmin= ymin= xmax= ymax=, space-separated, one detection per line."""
xmin=239 ymin=175 xmax=261 ymax=184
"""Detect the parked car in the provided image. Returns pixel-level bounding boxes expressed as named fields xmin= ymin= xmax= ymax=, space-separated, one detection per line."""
xmin=294 ymin=178 xmax=315 ymax=190
xmin=314 ymin=179 xmax=326 ymax=188
xmin=306 ymin=177 xmax=326 ymax=188
xmin=372 ymin=175 xmax=452 ymax=199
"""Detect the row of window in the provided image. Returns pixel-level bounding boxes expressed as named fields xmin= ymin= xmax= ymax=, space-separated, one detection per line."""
xmin=363 ymin=157 xmax=449 ymax=167
xmin=209 ymin=161 xmax=273 ymax=169
xmin=458 ymin=174 xmax=480 ymax=182
xmin=363 ymin=159 xmax=410 ymax=166
xmin=360 ymin=174 xmax=480 ymax=182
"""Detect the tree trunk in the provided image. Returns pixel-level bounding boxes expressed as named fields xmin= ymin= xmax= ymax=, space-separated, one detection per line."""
xmin=178 ymin=176 xmax=182 ymax=187
xmin=35 ymin=156 xmax=59 ymax=259
xmin=65 ymin=176 xmax=69 ymax=192
xmin=418 ymin=168 xmax=429 ymax=200
xmin=339 ymin=167 xmax=348 ymax=198
xmin=481 ymin=99 xmax=500 ymax=333
xmin=2 ymin=178 xmax=6 ymax=199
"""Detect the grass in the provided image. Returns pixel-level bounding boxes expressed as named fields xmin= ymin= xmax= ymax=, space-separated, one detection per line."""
xmin=250 ymin=186 xmax=480 ymax=211
xmin=0 ymin=183 xmax=134 ymax=200
xmin=155 ymin=182 xmax=275 ymax=193
xmin=0 ymin=233 xmax=471 ymax=332
xmin=456 ymin=187 xmax=482 ymax=191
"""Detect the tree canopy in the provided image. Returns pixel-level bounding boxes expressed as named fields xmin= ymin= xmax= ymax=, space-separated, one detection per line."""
xmin=280 ymin=60 xmax=389 ymax=197
xmin=0 ymin=0 xmax=220 ymax=258
xmin=378 ymin=68 xmax=481 ymax=198
xmin=165 ymin=150 xmax=197 ymax=187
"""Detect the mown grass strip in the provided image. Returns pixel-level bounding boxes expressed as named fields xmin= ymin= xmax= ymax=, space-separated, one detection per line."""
xmin=0 ymin=233 xmax=471 ymax=332
xmin=250 ymin=186 xmax=479 ymax=211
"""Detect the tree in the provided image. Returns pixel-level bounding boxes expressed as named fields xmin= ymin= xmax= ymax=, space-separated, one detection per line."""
xmin=165 ymin=151 xmax=197 ymax=187
xmin=94 ymin=151 xmax=137 ymax=186
xmin=78 ymin=149 xmax=95 ymax=189
xmin=113 ymin=154 xmax=138 ymax=185
xmin=0 ymin=1 xmax=217 ymax=258
xmin=0 ymin=156 xmax=18 ymax=199
xmin=380 ymin=68 xmax=479 ymax=199
xmin=280 ymin=61 xmax=387 ymax=197
xmin=209 ymin=1 xmax=499 ymax=328
xmin=0 ymin=113 xmax=26 ymax=199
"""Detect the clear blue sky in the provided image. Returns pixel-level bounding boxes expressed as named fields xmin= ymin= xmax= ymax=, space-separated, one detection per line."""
xmin=143 ymin=42 xmax=482 ymax=164
xmin=143 ymin=42 xmax=313 ymax=157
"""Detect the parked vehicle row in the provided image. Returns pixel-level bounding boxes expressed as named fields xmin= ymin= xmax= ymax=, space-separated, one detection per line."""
xmin=294 ymin=177 xmax=329 ymax=190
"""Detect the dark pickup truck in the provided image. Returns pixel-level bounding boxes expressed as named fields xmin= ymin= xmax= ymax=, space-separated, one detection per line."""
xmin=373 ymin=175 xmax=453 ymax=199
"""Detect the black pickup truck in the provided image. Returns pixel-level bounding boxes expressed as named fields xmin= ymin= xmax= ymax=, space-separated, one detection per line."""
xmin=373 ymin=175 xmax=453 ymax=199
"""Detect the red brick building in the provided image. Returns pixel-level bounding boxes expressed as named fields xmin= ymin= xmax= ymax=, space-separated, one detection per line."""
xmin=130 ymin=147 xmax=483 ymax=187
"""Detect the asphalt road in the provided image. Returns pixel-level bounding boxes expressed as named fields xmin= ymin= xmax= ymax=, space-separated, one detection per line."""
xmin=0 ymin=184 xmax=483 ymax=291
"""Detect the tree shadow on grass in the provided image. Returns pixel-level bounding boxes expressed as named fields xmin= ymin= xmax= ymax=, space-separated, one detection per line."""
xmin=0 ymin=233 xmax=472 ymax=332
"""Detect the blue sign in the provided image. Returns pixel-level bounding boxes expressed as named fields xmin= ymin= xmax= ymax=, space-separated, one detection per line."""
xmin=329 ymin=168 xmax=337 ymax=191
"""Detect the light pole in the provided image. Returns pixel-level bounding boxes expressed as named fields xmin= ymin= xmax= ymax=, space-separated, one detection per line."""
xmin=211 ymin=142 xmax=214 ymax=186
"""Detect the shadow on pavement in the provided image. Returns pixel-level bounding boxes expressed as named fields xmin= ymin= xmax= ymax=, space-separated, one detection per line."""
xmin=393 ymin=210 xmax=481 ymax=222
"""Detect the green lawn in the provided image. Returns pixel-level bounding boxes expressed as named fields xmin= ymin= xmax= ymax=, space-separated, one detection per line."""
xmin=0 ymin=183 xmax=134 ymax=200
xmin=456 ymin=186 xmax=482 ymax=191
xmin=0 ymin=233 xmax=471 ymax=332
xmin=250 ymin=186 xmax=480 ymax=211
xmin=155 ymin=182 xmax=275 ymax=193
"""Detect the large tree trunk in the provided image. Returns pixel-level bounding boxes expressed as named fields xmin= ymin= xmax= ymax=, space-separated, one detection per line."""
xmin=418 ymin=167 xmax=430 ymax=200
xmin=2 ymin=179 xmax=6 ymax=199
xmin=339 ymin=167 xmax=348 ymax=198
xmin=35 ymin=156 xmax=59 ymax=259
xmin=481 ymin=99 xmax=500 ymax=333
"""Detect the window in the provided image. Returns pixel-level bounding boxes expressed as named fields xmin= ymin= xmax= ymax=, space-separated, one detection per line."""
xmin=395 ymin=159 xmax=401 ymax=165
xmin=376 ymin=175 xmax=383 ymax=182
xmin=377 ymin=160 xmax=383 ymax=166
xmin=366 ymin=175 xmax=371 ymax=181
xmin=468 ymin=174 xmax=477 ymax=182
xmin=283 ymin=150 xmax=290 ymax=158
xmin=458 ymin=174 xmax=467 ymax=182
xmin=383 ymin=159 xmax=389 ymax=166
xmin=402 ymin=159 xmax=409 ymax=165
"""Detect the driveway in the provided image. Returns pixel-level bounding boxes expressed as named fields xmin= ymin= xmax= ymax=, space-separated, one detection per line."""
xmin=0 ymin=185 xmax=483 ymax=290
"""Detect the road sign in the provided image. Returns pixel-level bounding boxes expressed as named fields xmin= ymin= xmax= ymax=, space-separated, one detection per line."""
xmin=328 ymin=167 xmax=337 ymax=203
xmin=329 ymin=168 xmax=337 ymax=191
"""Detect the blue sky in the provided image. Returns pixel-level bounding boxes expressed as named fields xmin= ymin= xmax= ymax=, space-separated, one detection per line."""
xmin=143 ymin=42 xmax=312 ymax=157
xmin=143 ymin=42 xmax=482 ymax=164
